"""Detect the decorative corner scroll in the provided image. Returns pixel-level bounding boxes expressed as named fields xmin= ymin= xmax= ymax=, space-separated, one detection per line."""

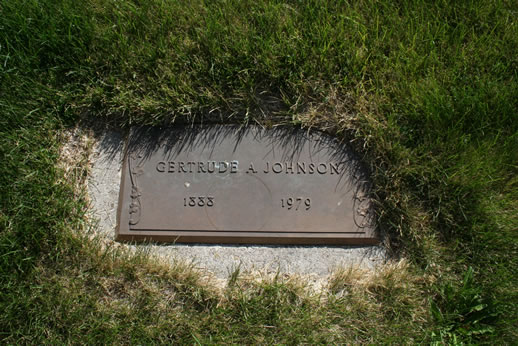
xmin=353 ymin=181 xmax=373 ymax=229
xmin=128 ymin=151 xmax=145 ymax=226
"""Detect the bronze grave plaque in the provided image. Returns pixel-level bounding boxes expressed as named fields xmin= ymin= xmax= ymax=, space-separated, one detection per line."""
xmin=116 ymin=126 xmax=377 ymax=244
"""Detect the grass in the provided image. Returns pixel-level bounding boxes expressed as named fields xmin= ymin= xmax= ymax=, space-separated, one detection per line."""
xmin=1 ymin=0 xmax=517 ymax=343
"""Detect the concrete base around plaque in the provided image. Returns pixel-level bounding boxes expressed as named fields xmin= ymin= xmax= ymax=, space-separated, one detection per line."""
xmin=87 ymin=129 xmax=387 ymax=281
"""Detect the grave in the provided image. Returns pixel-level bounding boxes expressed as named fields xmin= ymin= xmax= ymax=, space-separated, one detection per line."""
xmin=88 ymin=126 xmax=385 ymax=281
xmin=116 ymin=126 xmax=377 ymax=245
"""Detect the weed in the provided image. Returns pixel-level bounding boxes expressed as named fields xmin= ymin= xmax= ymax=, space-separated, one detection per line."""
xmin=431 ymin=267 xmax=500 ymax=343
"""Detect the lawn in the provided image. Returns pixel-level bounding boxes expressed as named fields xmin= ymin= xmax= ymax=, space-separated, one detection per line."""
xmin=1 ymin=0 xmax=517 ymax=343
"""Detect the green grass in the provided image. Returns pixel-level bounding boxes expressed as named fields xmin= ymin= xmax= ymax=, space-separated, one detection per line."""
xmin=1 ymin=0 xmax=517 ymax=343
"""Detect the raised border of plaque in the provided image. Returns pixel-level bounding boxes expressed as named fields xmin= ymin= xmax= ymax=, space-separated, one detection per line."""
xmin=116 ymin=126 xmax=378 ymax=245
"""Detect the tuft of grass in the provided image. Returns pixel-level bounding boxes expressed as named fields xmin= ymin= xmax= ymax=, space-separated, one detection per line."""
xmin=1 ymin=0 xmax=517 ymax=343
xmin=430 ymin=267 xmax=500 ymax=343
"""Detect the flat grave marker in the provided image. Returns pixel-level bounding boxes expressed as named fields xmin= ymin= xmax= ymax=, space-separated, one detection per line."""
xmin=116 ymin=126 xmax=377 ymax=244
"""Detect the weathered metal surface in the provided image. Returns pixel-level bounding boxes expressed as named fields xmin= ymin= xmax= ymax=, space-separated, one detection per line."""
xmin=116 ymin=126 xmax=377 ymax=244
